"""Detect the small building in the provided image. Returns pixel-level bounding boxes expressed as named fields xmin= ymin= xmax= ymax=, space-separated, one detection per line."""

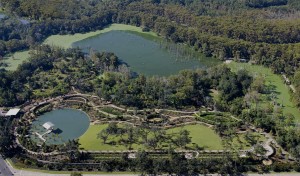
xmin=5 ymin=108 xmax=21 ymax=117
xmin=42 ymin=122 xmax=55 ymax=131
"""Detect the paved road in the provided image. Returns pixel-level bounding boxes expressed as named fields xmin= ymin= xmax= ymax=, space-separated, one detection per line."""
xmin=0 ymin=155 xmax=13 ymax=176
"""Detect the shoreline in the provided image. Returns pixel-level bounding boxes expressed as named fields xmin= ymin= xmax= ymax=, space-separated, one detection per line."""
xmin=43 ymin=23 xmax=158 ymax=49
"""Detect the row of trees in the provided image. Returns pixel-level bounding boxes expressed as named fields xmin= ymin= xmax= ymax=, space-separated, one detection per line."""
xmin=245 ymin=0 xmax=288 ymax=8
xmin=0 ymin=117 xmax=16 ymax=157
xmin=1 ymin=43 xmax=254 ymax=110
xmin=1 ymin=0 xmax=300 ymax=78
xmin=0 ymin=46 xmax=127 ymax=106
xmin=98 ymin=122 xmax=192 ymax=150
xmin=95 ymin=64 xmax=253 ymax=110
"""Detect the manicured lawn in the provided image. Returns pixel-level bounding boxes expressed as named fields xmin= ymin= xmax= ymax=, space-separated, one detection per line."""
xmin=0 ymin=51 xmax=30 ymax=71
xmin=43 ymin=24 xmax=158 ymax=49
xmin=79 ymin=124 xmax=224 ymax=151
xmin=167 ymin=124 xmax=223 ymax=150
xmin=228 ymin=62 xmax=300 ymax=121
xmin=79 ymin=124 xmax=145 ymax=151
xmin=79 ymin=124 xmax=112 ymax=151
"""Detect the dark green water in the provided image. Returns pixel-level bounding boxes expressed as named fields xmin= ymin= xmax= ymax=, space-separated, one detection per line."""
xmin=73 ymin=30 xmax=221 ymax=76
xmin=30 ymin=109 xmax=90 ymax=145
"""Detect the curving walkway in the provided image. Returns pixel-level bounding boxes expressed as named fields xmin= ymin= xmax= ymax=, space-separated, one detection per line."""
xmin=14 ymin=93 xmax=285 ymax=160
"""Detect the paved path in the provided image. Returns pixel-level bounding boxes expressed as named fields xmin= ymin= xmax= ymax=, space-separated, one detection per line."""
xmin=0 ymin=155 xmax=13 ymax=176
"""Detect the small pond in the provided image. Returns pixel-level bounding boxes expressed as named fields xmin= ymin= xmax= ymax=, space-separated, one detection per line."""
xmin=30 ymin=109 xmax=90 ymax=145
xmin=73 ymin=30 xmax=221 ymax=76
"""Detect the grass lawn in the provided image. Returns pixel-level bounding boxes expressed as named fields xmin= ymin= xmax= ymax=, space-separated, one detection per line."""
xmin=78 ymin=124 xmax=145 ymax=151
xmin=228 ymin=62 xmax=300 ymax=121
xmin=0 ymin=50 xmax=30 ymax=71
xmin=167 ymin=124 xmax=223 ymax=150
xmin=43 ymin=24 xmax=158 ymax=49
xmin=79 ymin=124 xmax=224 ymax=151
xmin=79 ymin=124 xmax=114 ymax=151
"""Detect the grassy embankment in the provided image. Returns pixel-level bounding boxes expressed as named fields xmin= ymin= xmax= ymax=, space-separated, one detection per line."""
xmin=0 ymin=51 xmax=30 ymax=71
xmin=228 ymin=62 xmax=300 ymax=121
xmin=44 ymin=24 xmax=158 ymax=49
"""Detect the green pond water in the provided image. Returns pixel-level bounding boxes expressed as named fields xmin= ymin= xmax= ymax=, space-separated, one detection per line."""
xmin=30 ymin=109 xmax=90 ymax=145
xmin=73 ymin=30 xmax=221 ymax=76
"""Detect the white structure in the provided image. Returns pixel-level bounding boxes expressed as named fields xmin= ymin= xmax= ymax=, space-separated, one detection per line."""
xmin=128 ymin=153 xmax=136 ymax=159
xmin=5 ymin=108 xmax=21 ymax=116
xmin=185 ymin=153 xmax=194 ymax=159
xmin=0 ymin=111 xmax=5 ymax=117
xmin=42 ymin=122 xmax=55 ymax=131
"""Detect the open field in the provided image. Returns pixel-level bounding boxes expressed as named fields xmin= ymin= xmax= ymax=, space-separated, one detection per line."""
xmin=43 ymin=24 xmax=158 ymax=49
xmin=167 ymin=124 xmax=223 ymax=150
xmin=79 ymin=124 xmax=224 ymax=151
xmin=79 ymin=124 xmax=127 ymax=150
xmin=79 ymin=124 xmax=146 ymax=151
xmin=228 ymin=62 xmax=300 ymax=121
xmin=0 ymin=51 xmax=30 ymax=71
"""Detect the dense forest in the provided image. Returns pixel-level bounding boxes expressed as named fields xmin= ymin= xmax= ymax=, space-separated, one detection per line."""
xmin=1 ymin=0 xmax=300 ymax=105
xmin=1 ymin=46 xmax=300 ymax=174
xmin=1 ymin=0 xmax=300 ymax=73
xmin=1 ymin=0 xmax=300 ymax=173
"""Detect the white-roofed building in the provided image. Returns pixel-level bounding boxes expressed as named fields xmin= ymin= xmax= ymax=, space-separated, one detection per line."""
xmin=5 ymin=108 xmax=21 ymax=116
xmin=42 ymin=122 xmax=55 ymax=131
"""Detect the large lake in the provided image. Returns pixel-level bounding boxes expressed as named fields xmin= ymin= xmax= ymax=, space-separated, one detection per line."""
xmin=30 ymin=109 xmax=90 ymax=145
xmin=73 ymin=30 xmax=221 ymax=76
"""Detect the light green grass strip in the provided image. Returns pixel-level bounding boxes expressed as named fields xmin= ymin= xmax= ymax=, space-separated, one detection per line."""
xmin=43 ymin=24 xmax=158 ymax=49
xmin=1 ymin=50 xmax=30 ymax=71
xmin=228 ymin=62 xmax=300 ymax=121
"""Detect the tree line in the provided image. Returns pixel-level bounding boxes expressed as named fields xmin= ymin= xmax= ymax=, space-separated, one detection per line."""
xmin=1 ymin=0 xmax=300 ymax=78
